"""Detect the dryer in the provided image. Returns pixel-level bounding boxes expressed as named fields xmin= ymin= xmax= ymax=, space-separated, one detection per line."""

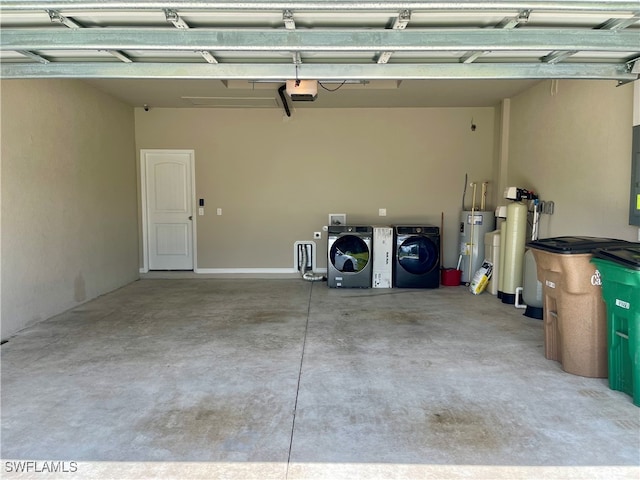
xmin=327 ymin=225 xmax=373 ymax=288
xmin=394 ymin=225 xmax=440 ymax=288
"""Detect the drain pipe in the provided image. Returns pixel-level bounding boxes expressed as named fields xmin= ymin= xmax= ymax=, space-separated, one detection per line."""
xmin=300 ymin=245 xmax=325 ymax=282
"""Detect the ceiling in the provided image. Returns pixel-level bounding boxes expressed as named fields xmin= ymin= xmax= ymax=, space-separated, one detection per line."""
xmin=1 ymin=1 xmax=639 ymax=109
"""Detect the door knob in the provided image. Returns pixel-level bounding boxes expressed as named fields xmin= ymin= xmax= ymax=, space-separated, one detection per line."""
xmin=188 ymin=216 xmax=193 ymax=220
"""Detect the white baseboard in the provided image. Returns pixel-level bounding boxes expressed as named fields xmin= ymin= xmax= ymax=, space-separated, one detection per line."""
xmin=141 ymin=267 xmax=328 ymax=278
xmin=195 ymin=268 xmax=297 ymax=275
xmin=195 ymin=267 xmax=328 ymax=278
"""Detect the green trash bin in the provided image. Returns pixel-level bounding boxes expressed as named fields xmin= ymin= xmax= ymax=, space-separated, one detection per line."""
xmin=591 ymin=245 xmax=640 ymax=406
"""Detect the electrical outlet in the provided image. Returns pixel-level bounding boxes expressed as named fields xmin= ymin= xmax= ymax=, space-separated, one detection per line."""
xmin=379 ymin=208 xmax=387 ymax=216
xmin=313 ymin=232 xmax=322 ymax=239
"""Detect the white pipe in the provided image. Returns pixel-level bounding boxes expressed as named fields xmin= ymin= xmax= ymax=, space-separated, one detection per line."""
xmin=469 ymin=182 xmax=477 ymax=282
xmin=531 ymin=201 xmax=540 ymax=241
xmin=515 ymin=286 xmax=527 ymax=309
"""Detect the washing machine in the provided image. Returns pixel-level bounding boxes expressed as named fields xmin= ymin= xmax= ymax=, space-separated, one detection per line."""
xmin=327 ymin=225 xmax=373 ymax=288
xmin=394 ymin=225 xmax=440 ymax=288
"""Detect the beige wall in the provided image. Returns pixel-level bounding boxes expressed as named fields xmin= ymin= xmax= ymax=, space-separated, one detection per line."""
xmin=508 ymin=79 xmax=636 ymax=241
xmin=135 ymin=107 xmax=497 ymax=271
xmin=1 ymin=79 xmax=139 ymax=340
xmin=1 ymin=78 xmax=633 ymax=339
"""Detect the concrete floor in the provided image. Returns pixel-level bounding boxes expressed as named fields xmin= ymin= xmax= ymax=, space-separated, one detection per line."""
xmin=1 ymin=279 xmax=639 ymax=480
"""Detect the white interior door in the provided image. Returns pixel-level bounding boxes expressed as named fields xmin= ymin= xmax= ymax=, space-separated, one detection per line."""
xmin=143 ymin=150 xmax=195 ymax=270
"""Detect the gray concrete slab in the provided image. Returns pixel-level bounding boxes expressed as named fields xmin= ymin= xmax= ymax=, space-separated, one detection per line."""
xmin=1 ymin=279 xmax=639 ymax=479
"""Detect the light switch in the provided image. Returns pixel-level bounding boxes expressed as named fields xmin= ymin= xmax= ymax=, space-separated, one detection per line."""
xmin=379 ymin=208 xmax=387 ymax=216
xmin=217 ymin=208 xmax=222 ymax=216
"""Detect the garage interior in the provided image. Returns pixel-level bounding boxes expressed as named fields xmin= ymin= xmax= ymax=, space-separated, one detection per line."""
xmin=1 ymin=1 xmax=640 ymax=479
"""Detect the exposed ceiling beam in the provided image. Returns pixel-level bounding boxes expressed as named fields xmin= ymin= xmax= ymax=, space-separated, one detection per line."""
xmin=2 ymin=28 xmax=637 ymax=53
xmin=377 ymin=9 xmax=411 ymax=64
xmin=16 ymin=50 xmax=50 ymax=64
xmin=391 ymin=9 xmax=412 ymax=29
xmin=102 ymin=49 xmax=132 ymax=63
xmin=47 ymin=9 xmax=133 ymax=64
xmin=541 ymin=11 xmax=638 ymax=64
xmin=164 ymin=9 xmax=190 ymax=29
xmin=198 ymin=51 xmax=217 ymax=64
xmin=460 ymin=9 xmax=530 ymax=64
xmin=1 ymin=62 xmax=635 ymax=82
xmin=163 ymin=9 xmax=218 ymax=64
xmin=496 ymin=9 xmax=531 ymax=29
xmin=460 ymin=51 xmax=487 ymax=64
xmin=47 ymin=9 xmax=82 ymax=28
xmin=2 ymin=1 xmax=640 ymax=13
xmin=376 ymin=52 xmax=393 ymax=64
xmin=541 ymin=50 xmax=578 ymax=64
xmin=598 ymin=14 xmax=640 ymax=30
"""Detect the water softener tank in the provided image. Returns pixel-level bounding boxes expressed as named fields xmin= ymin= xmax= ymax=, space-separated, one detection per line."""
xmin=496 ymin=208 xmax=508 ymax=299
xmin=459 ymin=211 xmax=495 ymax=284
xmin=501 ymin=201 xmax=527 ymax=304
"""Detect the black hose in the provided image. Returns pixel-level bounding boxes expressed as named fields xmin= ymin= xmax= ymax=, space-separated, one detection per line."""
xmin=278 ymin=84 xmax=291 ymax=117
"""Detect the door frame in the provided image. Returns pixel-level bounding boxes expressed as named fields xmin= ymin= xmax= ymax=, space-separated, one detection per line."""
xmin=140 ymin=149 xmax=197 ymax=273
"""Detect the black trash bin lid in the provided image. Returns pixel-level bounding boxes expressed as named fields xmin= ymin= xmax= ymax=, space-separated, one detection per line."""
xmin=527 ymin=236 xmax=630 ymax=254
xmin=593 ymin=245 xmax=640 ymax=270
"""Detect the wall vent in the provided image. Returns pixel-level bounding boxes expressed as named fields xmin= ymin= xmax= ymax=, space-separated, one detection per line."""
xmin=294 ymin=241 xmax=315 ymax=271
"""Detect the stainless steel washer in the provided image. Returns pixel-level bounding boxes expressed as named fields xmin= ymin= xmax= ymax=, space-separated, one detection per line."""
xmin=327 ymin=225 xmax=373 ymax=288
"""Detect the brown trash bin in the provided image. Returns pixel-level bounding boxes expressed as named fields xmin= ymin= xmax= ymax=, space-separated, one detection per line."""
xmin=528 ymin=237 xmax=630 ymax=378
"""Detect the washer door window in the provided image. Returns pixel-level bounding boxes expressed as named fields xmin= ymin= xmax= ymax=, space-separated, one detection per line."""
xmin=398 ymin=236 xmax=438 ymax=275
xmin=330 ymin=235 xmax=370 ymax=273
